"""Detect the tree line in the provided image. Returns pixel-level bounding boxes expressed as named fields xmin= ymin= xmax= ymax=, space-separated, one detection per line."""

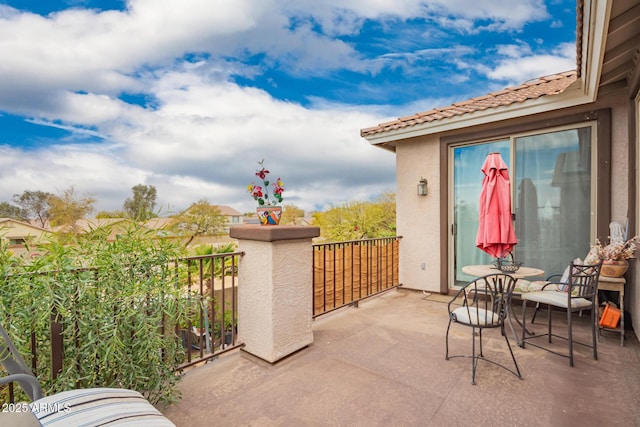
xmin=0 ymin=185 xmax=158 ymax=229
xmin=1 ymin=185 xmax=396 ymax=240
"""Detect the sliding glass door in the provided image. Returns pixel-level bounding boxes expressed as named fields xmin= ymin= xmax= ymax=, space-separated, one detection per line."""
xmin=452 ymin=140 xmax=510 ymax=284
xmin=451 ymin=125 xmax=595 ymax=287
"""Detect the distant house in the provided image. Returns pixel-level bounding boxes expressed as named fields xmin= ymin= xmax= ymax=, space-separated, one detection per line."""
xmin=215 ymin=205 xmax=243 ymax=230
xmin=0 ymin=218 xmax=52 ymax=256
xmin=53 ymin=218 xmax=132 ymax=241
xmin=160 ymin=204 xmax=243 ymax=235
xmin=144 ymin=217 xmax=175 ymax=236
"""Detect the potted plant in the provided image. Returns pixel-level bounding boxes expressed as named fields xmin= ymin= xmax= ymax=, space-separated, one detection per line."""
xmin=247 ymin=159 xmax=285 ymax=225
xmin=223 ymin=309 xmax=236 ymax=346
xmin=592 ymin=236 xmax=638 ymax=277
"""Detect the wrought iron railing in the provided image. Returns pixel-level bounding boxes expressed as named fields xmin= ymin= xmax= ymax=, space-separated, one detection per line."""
xmin=176 ymin=251 xmax=243 ymax=370
xmin=312 ymin=237 xmax=401 ymax=317
xmin=0 ymin=252 xmax=243 ymax=384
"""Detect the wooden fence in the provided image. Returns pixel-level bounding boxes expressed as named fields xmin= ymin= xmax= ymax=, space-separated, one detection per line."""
xmin=313 ymin=237 xmax=401 ymax=317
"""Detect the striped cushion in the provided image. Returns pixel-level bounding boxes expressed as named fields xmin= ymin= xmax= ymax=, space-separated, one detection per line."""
xmin=30 ymin=388 xmax=175 ymax=426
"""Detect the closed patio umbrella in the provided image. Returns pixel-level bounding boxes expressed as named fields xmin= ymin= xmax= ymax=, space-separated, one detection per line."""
xmin=476 ymin=152 xmax=517 ymax=258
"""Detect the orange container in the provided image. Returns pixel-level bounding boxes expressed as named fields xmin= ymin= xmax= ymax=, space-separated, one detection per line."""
xmin=599 ymin=303 xmax=621 ymax=329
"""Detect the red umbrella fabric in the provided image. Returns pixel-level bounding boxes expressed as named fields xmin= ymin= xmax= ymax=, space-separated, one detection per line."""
xmin=476 ymin=152 xmax=518 ymax=258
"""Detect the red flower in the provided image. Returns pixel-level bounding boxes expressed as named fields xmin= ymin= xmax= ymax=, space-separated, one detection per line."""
xmin=273 ymin=179 xmax=284 ymax=195
xmin=256 ymin=168 xmax=269 ymax=180
xmin=251 ymin=186 xmax=263 ymax=198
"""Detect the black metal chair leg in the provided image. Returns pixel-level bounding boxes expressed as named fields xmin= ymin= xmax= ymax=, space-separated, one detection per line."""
xmin=471 ymin=327 xmax=477 ymax=385
xmin=567 ymin=308 xmax=574 ymax=367
xmin=530 ymin=302 xmax=541 ymax=323
xmin=502 ymin=330 xmax=522 ymax=379
xmin=591 ymin=308 xmax=598 ymax=360
xmin=445 ymin=320 xmax=452 ymax=360
xmin=547 ymin=305 xmax=552 ymax=343
xmin=521 ymin=299 xmax=527 ymax=348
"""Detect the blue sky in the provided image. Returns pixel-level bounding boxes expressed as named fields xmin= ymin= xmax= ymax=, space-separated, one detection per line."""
xmin=0 ymin=0 xmax=577 ymax=215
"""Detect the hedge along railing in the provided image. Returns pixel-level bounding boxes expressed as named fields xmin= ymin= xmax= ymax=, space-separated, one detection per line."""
xmin=0 ymin=232 xmax=187 ymax=405
xmin=0 ymin=226 xmax=244 ymax=405
xmin=0 ymin=250 xmax=244 ymax=404
xmin=312 ymin=236 xmax=401 ymax=317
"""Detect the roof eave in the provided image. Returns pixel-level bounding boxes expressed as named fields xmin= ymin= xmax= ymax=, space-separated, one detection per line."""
xmin=364 ymin=82 xmax=590 ymax=146
xmin=364 ymin=0 xmax=613 ymax=149
xmin=580 ymin=0 xmax=612 ymax=100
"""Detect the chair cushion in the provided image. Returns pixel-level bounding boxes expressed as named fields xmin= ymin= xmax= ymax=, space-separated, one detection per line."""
xmin=559 ymin=258 xmax=583 ymax=291
xmin=521 ymin=291 xmax=592 ymax=309
xmin=514 ymin=279 xmax=530 ymax=293
xmin=584 ymin=246 xmax=600 ymax=265
xmin=515 ymin=280 xmax=559 ymax=293
xmin=452 ymin=307 xmax=499 ymax=326
xmin=30 ymin=388 xmax=175 ymax=426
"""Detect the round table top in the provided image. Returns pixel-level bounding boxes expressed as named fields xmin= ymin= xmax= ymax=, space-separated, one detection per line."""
xmin=462 ymin=264 xmax=545 ymax=279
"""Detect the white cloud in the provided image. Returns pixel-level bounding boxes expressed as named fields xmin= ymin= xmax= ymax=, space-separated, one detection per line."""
xmin=0 ymin=68 xmax=396 ymax=214
xmin=0 ymin=0 xmax=574 ymax=216
xmin=425 ymin=0 xmax=549 ymax=32
xmin=486 ymin=42 xmax=576 ymax=84
xmin=495 ymin=43 xmax=533 ymax=59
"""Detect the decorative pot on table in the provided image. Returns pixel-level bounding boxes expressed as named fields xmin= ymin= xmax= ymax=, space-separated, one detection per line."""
xmin=600 ymin=259 xmax=629 ymax=278
xmin=256 ymin=206 xmax=282 ymax=225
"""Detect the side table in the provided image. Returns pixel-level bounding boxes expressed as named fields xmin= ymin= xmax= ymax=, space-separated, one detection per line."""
xmin=596 ymin=276 xmax=625 ymax=346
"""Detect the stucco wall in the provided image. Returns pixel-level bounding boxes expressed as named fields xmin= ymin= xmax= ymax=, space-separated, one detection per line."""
xmin=606 ymin=95 xmax=637 ymax=341
xmin=631 ymin=93 xmax=640 ymax=340
xmin=235 ymin=233 xmax=314 ymax=362
xmin=610 ymin=98 xmax=630 ymax=223
xmin=396 ymin=136 xmax=441 ymax=291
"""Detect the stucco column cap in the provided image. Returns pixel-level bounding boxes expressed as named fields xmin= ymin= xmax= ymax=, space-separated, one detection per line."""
xmin=230 ymin=225 xmax=320 ymax=242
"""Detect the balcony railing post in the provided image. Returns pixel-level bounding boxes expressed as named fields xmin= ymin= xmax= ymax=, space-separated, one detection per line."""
xmin=230 ymin=225 xmax=320 ymax=363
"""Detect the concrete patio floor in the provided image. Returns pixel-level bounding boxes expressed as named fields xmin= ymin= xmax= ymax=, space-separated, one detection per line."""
xmin=162 ymin=288 xmax=640 ymax=426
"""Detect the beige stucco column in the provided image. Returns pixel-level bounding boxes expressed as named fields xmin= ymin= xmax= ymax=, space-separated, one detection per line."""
xmin=229 ymin=225 xmax=320 ymax=363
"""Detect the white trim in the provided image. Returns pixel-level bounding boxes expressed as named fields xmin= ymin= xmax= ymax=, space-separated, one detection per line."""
xmin=581 ymin=0 xmax=612 ymax=98
xmin=636 ymin=89 xmax=640 ymax=246
xmin=365 ymin=84 xmax=588 ymax=145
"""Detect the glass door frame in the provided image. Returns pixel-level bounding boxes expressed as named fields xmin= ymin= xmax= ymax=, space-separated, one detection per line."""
xmin=446 ymin=121 xmax=600 ymax=290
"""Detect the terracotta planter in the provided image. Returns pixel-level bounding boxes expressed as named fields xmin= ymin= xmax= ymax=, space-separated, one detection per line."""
xmin=256 ymin=206 xmax=282 ymax=225
xmin=600 ymin=259 xmax=629 ymax=278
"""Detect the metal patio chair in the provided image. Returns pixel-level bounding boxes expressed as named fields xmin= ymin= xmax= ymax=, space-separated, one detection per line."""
xmin=520 ymin=261 xmax=602 ymax=367
xmin=445 ymin=273 xmax=522 ymax=384
xmin=0 ymin=321 xmax=175 ymax=426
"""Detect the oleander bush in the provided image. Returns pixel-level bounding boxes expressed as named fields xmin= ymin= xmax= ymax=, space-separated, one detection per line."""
xmin=0 ymin=225 xmax=189 ymax=405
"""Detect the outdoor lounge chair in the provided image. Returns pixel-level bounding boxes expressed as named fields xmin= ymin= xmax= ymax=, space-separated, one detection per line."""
xmin=445 ymin=273 xmax=522 ymax=384
xmin=0 ymin=322 xmax=175 ymax=426
xmin=520 ymin=260 xmax=602 ymax=367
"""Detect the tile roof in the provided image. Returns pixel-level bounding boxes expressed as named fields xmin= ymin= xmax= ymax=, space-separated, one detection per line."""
xmin=360 ymin=70 xmax=578 ymax=138
xmin=215 ymin=205 xmax=242 ymax=216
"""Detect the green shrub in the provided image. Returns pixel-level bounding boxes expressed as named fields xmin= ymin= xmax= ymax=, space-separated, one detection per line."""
xmin=0 ymin=224 xmax=189 ymax=404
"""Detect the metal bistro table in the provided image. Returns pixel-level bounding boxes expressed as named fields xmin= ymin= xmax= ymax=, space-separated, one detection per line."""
xmin=462 ymin=265 xmax=544 ymax=280
xmin=461 ymin=264 xmax=545 ymax=344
